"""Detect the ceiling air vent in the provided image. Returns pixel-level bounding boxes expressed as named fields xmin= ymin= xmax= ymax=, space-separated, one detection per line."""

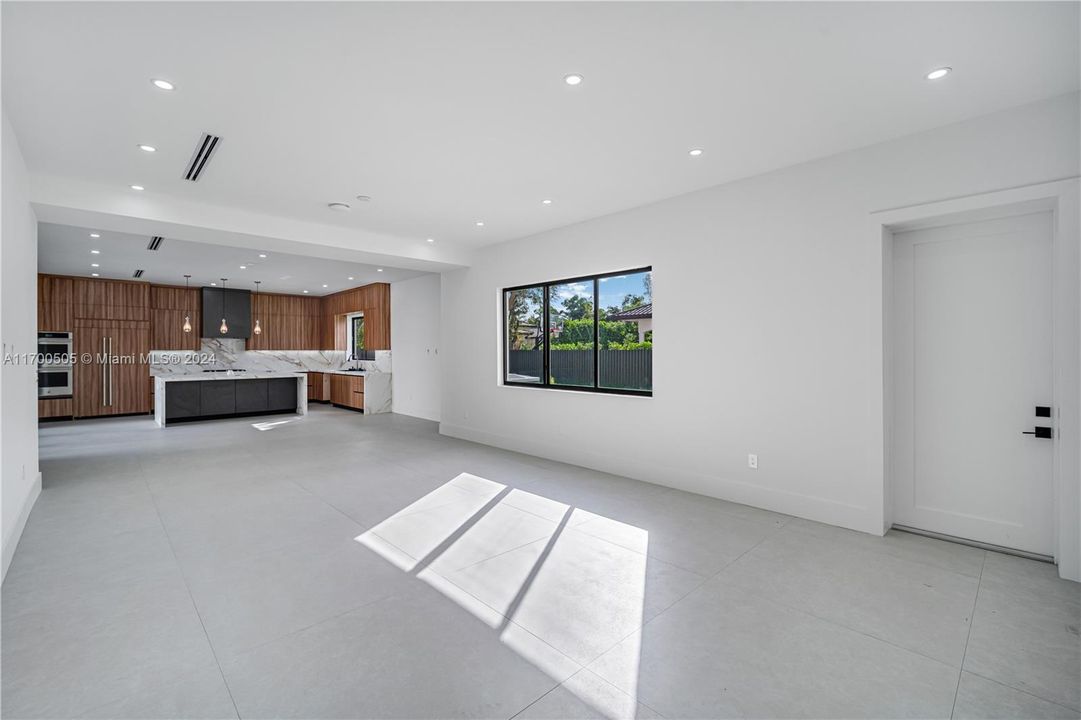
xmin=132 ymin=269 xmax=145 ymax=279
xmin=147 ymin=236 xmax=164 ymax=251
xmin=184 ymin=132 xmax=222 ymax=182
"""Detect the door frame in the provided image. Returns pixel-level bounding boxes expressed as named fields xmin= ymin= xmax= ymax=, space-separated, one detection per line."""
xmin=869 ymin=177 xmax=1080 ymax=581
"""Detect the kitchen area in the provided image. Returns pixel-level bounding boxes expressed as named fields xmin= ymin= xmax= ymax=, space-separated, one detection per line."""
xmin=36 ymin=273 xmax=394 ymax=426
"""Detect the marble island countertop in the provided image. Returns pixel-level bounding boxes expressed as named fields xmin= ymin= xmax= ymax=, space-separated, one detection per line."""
xmin=155 ymin=371 xmax=307 ymax=382
xmin=322 ymin=369 xmax=384 ymax=376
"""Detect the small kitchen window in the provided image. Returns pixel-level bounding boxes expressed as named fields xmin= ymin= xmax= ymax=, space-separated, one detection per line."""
xmin=349 ymin=313 xmax=365 ymax=359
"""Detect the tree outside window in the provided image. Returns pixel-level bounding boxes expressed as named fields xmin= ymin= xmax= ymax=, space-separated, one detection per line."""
xmin=351 ymin=315 xmax=365 ymax=359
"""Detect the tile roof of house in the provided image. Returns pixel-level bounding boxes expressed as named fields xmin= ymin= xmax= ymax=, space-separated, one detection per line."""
xmin=606 ymin=303 xmax=652 ymax=320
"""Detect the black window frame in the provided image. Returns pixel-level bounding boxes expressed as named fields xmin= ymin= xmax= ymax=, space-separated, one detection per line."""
xmin=502 ymin=266 xmax=652 ymax=397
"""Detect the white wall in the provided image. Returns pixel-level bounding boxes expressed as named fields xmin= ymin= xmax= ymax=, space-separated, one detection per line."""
xmin=440 ymin=93 xmax=1080 ymax=541
xmin=391 ymin=274 xmax=442 ymax=422
xmin=1 ymin=113 xmax=41 ymax=580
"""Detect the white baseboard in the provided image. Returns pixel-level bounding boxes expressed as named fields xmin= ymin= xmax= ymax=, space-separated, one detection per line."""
xmin=393 ymin=408 xmax=441 ymax=423
xmin=2 ymin=471 xmax=42 ymax=583
xmin=439 ymin=422 xmax=878 ymax=535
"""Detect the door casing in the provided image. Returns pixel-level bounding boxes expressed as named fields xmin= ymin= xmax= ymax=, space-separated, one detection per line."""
xmin=870 ymin=178 xmax=1080 ymax=581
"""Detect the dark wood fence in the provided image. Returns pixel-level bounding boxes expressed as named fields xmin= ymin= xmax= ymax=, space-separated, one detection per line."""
xmin=507 ymin=350 xmax=543 ymax=382
xmin=508 ymin=349 xmax=652 ymax=390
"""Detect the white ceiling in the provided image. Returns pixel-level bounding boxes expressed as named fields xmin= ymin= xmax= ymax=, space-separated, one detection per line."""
xmin=4 ymin=2 xmax=1078 ymax=252
xmin=38 ymin=222 xmax=427 ymax=295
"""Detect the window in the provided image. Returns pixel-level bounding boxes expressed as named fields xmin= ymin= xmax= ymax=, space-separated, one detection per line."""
xmin=504 ymin=286 xmax=544 ymax=383
xmin=503 ymin=267 xmax=652 ymax=396
xmin=350 ymin=314 xmax=365 ymax=359
xmin=549 ymin=280 xmax=595 ymax=388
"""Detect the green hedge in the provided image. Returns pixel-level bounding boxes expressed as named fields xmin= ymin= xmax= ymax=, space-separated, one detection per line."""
xmin=552 ymin=318 xmax=641 ymax=349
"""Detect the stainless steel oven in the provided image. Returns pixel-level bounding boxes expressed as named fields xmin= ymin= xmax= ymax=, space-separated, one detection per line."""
xmin=38 ymin=332 xmax=73 ymax=398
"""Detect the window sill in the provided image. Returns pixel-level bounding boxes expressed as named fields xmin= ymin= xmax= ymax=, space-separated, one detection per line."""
xmin=500 ymin=382 xmax=652 ymax=399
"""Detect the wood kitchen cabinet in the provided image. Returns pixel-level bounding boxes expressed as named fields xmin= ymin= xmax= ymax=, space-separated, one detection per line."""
xmin=74 ymin=320 xmax=151 ymax=417
xmin=41 ymin=275 xmax=391 ymax=358
xmin=38 ymin=276 xmax=73 ymax=331
xmin=329 ymin=374 xmax=364 ymax=410
xmin=306 ymin=372 xmax=325 ymax=402
xmin=150 ymin=286 xmax=200 ymax=351
xmin=249 ymin=294 xmax=322 ymax=350
xmin=319 ymin=283 xmax=390 ymax=350
xmin=38 ymin=397 xmax=73 ymax=419
xmin=73 ymin=278 xmax=150 ymax=321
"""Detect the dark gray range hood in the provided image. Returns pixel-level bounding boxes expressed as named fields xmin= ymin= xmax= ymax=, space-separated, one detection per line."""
xmin=201 ymin=287 xmax=252 ymax=339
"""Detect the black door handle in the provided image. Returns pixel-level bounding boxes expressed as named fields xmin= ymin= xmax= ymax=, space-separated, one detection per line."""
xmin=1022 ymin=426 xmax=1053 ymax=439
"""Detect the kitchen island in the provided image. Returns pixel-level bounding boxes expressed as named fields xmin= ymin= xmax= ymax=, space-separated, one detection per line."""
xmin=154 ymin=371 xmax=307 ymax=427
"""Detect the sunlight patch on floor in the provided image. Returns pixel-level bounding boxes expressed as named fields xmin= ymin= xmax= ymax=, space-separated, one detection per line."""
xmin=251 ymin=418 xmax=298 ymax=431
xmin=355 ymin=472 xmax=647 ymax=716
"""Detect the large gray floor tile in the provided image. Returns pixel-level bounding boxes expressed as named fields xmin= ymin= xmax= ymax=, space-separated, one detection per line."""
xmin=965 ymin=555 xmax=1081 ymax=711
xmin=160 ymin=489 xmax=364 ymax=566
xmin=447 ymin=528 xmax=705 ymax=666
xmin=721 ymin=526 xmax=979 ymax=665
xmin=2 ymin=525 xmax=178 ymax=601
xmin=588 ymin=579 xmax=959 ymax=719
xmin=221 ymin=588 xmax=578 ymax=719
xmin=574 ymin=489 xmax=784 ymax=576
xmin=3 ymin=561 xmax=195 ymax=643
xmin=953 ymin=672 xmax=1080 ymax=719
xmin=16 ymin=483 xmax=162 ymax=547
xmin=182 ymin=534 xmax=420 ymax=660
xmin=292 ymin=461 xmax=480 ymax=528
xmin=78 ymin=665 xmax=238 ymax=720
xmin=786 ymin=518 xmax=987 ymax=578
xmin=514 ymin=669 xmax=662 ymax=720
xmin=978 ymin=551 xmax=1081 ymax=607
xmin=2 ymin=597 xmax=219 ymax=719
xmin=148 ymin=470 xmax=313 ymax=521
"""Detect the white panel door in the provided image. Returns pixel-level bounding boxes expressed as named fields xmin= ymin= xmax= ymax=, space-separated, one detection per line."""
xmin=892 ymin=211 xmax=1054 ymax=555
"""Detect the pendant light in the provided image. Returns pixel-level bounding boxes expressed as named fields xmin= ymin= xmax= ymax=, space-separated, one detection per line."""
xmin=219 ymin=278 xmax=229 ymax=335
xmin=253 ymin=281 xmax=262 ymax=335
xmin=182 ymin=275 xmax=193 ymax=333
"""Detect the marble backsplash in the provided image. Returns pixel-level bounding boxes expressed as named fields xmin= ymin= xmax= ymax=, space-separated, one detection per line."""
xmin=151 ymin=338 xmax=392 ymax=376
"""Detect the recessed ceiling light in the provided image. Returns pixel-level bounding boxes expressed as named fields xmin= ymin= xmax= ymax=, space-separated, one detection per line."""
xmin=426 ymin=238 xmax=435 ymax=243
xmin=564 ymin=74 xmax=583 ymax=86
xmin=91 ymin=273 xmax=100 ymax=277
xmin=91 ymin=263 xmax=100 ymax=268
xmin=689 ymin=148 xmax=704 ymax=157
xmin=327 ymin=202 xmax=351 ymax=212
xmin=926 ymin=67 xmax=951 ymax=80
xmin=90 ymin=249 xmax=100 ymax=254
xmin=475 ymin=221 xmax=485 ymax=227
xmin=355 ymin=195 xmax=371 ymax=202
xmin=89 ymin=233 xmax=100 ymax=238
xmin=322 ymin=284 xmax=328 ymax=288
xmin=151 ymin=79 xmax=175 ymax=91
xmin=130 ymin=185 xmax=144 ymax=191
xmin=239 ymin=265 xmax=247 ymax=270
xmin=542 ymin=199 xmax=553 ymax=205
xmin=258 ymin=253 xmax=267 ymax=258
xmin=377 ymin=268 xmax=384 ymax=272
xmin=138 ymin=144 xmax=157 ymax=153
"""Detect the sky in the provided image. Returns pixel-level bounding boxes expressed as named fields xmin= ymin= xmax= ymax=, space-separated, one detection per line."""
xmin=550 ymin=271 xmax=650 ymax=313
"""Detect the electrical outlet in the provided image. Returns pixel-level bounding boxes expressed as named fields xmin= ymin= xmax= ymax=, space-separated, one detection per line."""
xmin=748 ymin=454 xmax=758 ymax=470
